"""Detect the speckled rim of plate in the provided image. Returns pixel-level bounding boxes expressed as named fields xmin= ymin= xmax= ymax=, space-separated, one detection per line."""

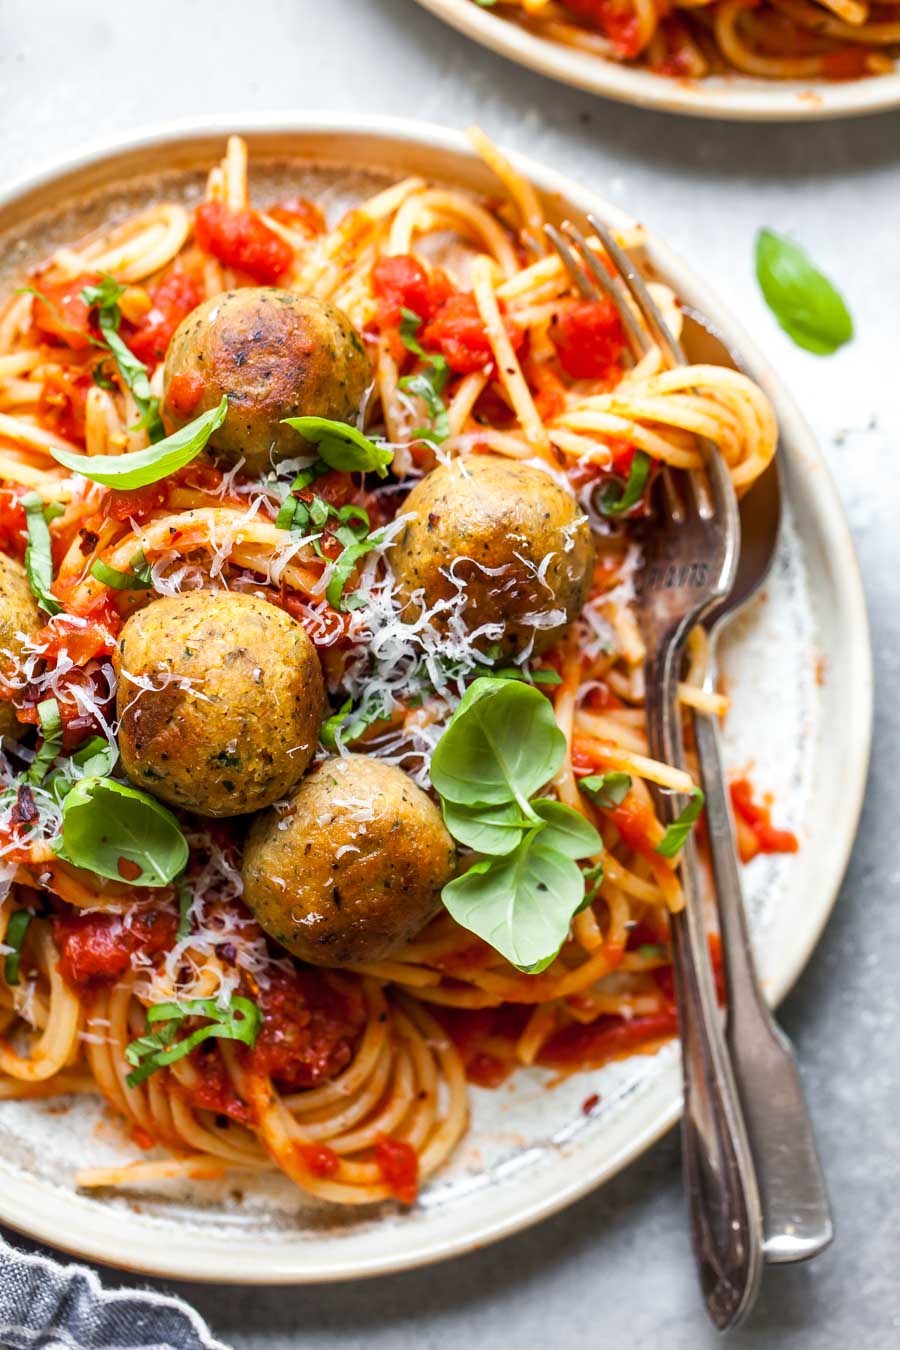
xmin=414 ymin=0 xmax=900 ymax=121
xmin=0 ymin=115 xmax=873 ymax=1283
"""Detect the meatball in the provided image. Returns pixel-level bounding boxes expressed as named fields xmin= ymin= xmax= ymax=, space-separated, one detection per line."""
xmin=242 ymin=755 xmax=456 ymax=966
xmin=0 ymin=553 xmax=40 ymax=743
xmin=114 ymin=591 xmax=324 ymax=817
xmin=162 ymin=288 xmax=372 ymax=476
xmin=390 ymin=455 xmax=594 ymax=657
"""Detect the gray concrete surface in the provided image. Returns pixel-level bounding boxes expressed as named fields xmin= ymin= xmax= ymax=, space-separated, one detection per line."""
xmin=1 ymin=1 xmax=898 ymax=1345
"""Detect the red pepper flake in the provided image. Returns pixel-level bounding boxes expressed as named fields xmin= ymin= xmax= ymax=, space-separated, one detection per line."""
xmin=117 ymin=857 xmax=143 ymax=882
xmin=582 ymin=1092 xmax=600 ymax=1116
xmin=375 ymin=1137 xmax=419 ymax=1205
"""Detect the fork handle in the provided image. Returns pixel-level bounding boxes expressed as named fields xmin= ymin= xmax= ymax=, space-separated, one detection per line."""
xmin=646 ymin=651 xmax=764 ymax=1330
xmin=693 ymin=699 xmax=834 ymax=1263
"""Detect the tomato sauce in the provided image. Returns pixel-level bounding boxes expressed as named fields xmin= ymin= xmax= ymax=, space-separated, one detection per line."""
xmin=194 ymin=203 xmax=293 ymax=284
xmin=375 ymin=1137 xmax=419 ymax=1204
xmin=250 ymin=966 xmax=366 ymax=1092
xmin=730 ymin=777 xmax=799 ymax=862
xmin=559 ymin=0 xmax=643 ymax=57
xmin=267 ymin=198 xmax=327 ymax=236
xmin=166 ymin=370 xmax=205 ymax=417
xmin=538 ymin=1010 xmax=680 ymax=1070
xmin=53 ymin=909 xmax=177 ymax=986
xmin=186 ymin=1046 xmax=252 ymax=1126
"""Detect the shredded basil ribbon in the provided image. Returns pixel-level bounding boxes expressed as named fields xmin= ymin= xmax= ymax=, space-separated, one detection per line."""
xmin=598 ymin=450 xmax=650 ymax=517
xmin=124 ymin=995 xmax=262 ymax=1087
xmin=655 ymin=787 xmax=705 ymax=858
xmin=3 ymin=910 xmax=32 ymax=986
xmin=22 ymin=493 xmax=61 ymax=614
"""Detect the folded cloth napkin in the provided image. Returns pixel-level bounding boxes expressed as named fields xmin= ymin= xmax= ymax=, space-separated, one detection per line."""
xmin=0 ymin=1233 xmax=227 ymax=1350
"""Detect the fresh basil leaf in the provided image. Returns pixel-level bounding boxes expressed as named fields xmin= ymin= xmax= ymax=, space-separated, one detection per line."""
xmin=49 ymin=396 xmax=227 ymax=488
xmin=90 ymin=549 xmax=153 ymax=591
xmin=124 ymin=994 xmax=262 ymax=1087
xmin=24 ymin=698 xmax=63 ymax=786
xmin=22 ymin=493 xmax=61 ymax=615
xmin=530 ymin=799 xmax=602 ymax=859
xmin=655 ymin=787 xmax=705 ymax=859
xmin=441 ymin=797 xmax=532 ymax=857
xmin=598 ymin=450 xmax=650 ymax=517
xmin=53 ymin=776 xmax=189 ymax=886
xmin=3 ymin=909 xmax=32 ymax=986
xmin=283 ymin=416 xmax=393 ymax=478
xmin=430 ymin=677 xmax=565 ymax=812
xmin=442 ymin=832 xmax=585 ymax=972
xmin=579 ymin=771 xmax=632 ymax=810
xmin=755 ymin=229 xmax=853 ymax=356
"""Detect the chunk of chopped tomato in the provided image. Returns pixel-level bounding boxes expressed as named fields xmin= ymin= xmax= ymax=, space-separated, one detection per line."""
xmin=125 ymin=269 xmax=202 ymax=366
xmin=551 ymin=298 xmax=624 ymax=381
xmin=0 ymin=487 xmax=28 ymax=560
xmin=375 ymin=1137 xmax=419 ymax=1204
xmin=194 ymin=202 xmax=293 ymax=284
xmin=372 ymin=254 xmax=431 ymax=328
xmin=421 ymin=292 xmax=523 ymax=375
xmin=53 ymin=909 xmax=177 ymax=986
xmin=30 ymin=274 xmax=99 ymax=350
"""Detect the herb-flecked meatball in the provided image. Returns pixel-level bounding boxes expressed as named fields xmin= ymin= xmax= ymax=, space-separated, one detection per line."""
xmin=242 ymin=755 xmax=456 ymax=966
xmin=162 ymin=288 xmax=372 ymax=476
xmin=390 ymin=454 xmax=594 ymax=657
xmin=0 ymin=553 xmax=40 ymax=743
xmin=114 ymin=591 xmax=324 ymax=817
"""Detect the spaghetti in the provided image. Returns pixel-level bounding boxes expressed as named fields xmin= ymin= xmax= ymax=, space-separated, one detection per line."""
xmin=474 ymin=0 xmax=900 ymax=82
xmin=0 ymin=133 xmax=795 ymax=1207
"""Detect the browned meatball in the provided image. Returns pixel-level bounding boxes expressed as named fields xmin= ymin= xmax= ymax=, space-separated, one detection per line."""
xmin=162 ymin=288 xmax=372 ymax=476
xmin=0 ymin=553 xmax=40 ymax=743
xmin=242 ymin=755 xmax=456 ymax=966
xmin=390 ymin=455 xmax=594 ymax=657
xmin=114 ymin=591 xmax=324 ymax=816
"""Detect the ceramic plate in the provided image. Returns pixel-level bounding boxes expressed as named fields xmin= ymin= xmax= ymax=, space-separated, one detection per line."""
xmin=0 ymin=117 xmax=872 ymax=1282
xmin=414 ymin=0 xmax=900 ymax=121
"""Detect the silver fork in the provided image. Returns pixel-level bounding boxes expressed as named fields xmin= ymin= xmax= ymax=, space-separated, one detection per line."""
xmin=547 ymin=218 xmax=765 ymax=1330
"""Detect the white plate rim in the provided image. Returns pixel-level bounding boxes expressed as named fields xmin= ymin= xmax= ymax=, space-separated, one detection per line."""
xmin=0 ymin=114 xmax=873 ymax=1283
xmin=413 ymin=0 xmax=900 ymax=122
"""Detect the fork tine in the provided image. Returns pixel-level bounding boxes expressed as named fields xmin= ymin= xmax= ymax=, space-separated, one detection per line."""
xmin=545 ymin=222 xmax=648 ymax=365
xmin=587 ymin=214 xmax=687 ymax=368
xmin=560 ymin=222 xmax=651 ymax=363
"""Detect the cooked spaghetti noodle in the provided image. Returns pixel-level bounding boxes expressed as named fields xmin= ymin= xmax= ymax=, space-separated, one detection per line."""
xmin=475 ymin=0 xmax=899 ymax=81
xmin=0 ymin=133 xmax=795 ymax=1207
